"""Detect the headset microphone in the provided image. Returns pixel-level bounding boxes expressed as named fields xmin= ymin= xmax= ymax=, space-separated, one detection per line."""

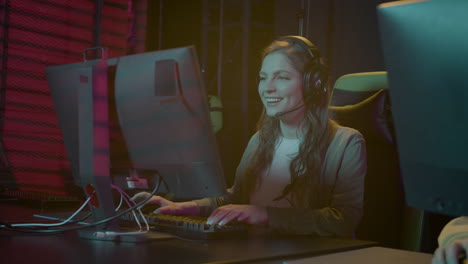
xmin=274 ymin=103 xmax=305 ymax=118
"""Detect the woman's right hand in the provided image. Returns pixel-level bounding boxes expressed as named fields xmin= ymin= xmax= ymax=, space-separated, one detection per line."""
xmin=131 ymin=192 xmax=200 ymax=216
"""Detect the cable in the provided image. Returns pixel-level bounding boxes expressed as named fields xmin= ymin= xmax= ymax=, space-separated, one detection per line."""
xmin=10 ymin=196 xmax=93 ymax=227
xmin=64 ymin=212 xmax=92 ymax=225
xmin=115 ymin=192 xmax=124 ymax=211
xmin=113 ymin=184 xmax=149 ymax=231
xmin=100 ymin=184 xmax=150 ymax=236
xmin=0 ymin=172 xmax=163 ymax=233
xmin=113 ymin=185 xmax=143 ymax=230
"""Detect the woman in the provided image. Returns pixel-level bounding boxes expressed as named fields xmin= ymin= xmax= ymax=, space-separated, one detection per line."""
xmin=133 ymin=36 xmax=366 ymax=238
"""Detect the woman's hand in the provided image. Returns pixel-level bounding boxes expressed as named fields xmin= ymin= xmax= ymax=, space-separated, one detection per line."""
xmin=131 ymin=192 xmax=200 ymax=216
xmin=432 ymin=238 xmax=468 ymax=264
xmin=207 ymin=204 xmax=268 ymax=226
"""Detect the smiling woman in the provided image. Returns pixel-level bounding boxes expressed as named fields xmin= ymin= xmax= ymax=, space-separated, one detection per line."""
xmin=258 ymin=52 xmax=305 ymax=120
xmin=133 ymin=36 xmax=367 ymax=238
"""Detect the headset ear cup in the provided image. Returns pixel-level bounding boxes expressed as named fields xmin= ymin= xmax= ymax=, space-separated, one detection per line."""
xmin=312 ymin=71 xmax=324 ymax=96
xmin=304 ymin=67 xmax=326 ymax=100
xmin=303 ymin=71 xmax=312 ymax=99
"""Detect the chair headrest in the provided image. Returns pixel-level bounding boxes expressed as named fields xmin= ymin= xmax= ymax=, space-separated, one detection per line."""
xmin=331 ymin=71 xmax=388 ymax=106
xmin=333 ymin=71 xmax=388 ymax=92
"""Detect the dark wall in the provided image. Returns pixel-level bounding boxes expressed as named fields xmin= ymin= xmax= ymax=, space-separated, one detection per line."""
xmin=146 ymin=0 xmax=202 ymax=54
xmin=275 ymin=0 xmax=389 ymax=87
xmin=327 ymin=0 xmax=388 ymax=84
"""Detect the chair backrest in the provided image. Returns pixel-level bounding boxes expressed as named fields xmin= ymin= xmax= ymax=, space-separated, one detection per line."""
xmin=329 ymin=71 xmax=405 ymax=249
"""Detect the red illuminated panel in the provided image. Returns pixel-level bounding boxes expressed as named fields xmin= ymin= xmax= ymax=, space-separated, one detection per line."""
xmin=10 ymin=0 xmax=94 ymax=27
xmin=1 ymin=0 xmax=132 ymax=196
xmin=3 ymin=132 xmax=65 ymax=154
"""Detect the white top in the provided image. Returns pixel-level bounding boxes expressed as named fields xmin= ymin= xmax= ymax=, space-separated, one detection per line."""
xmin=249 ymin=136 xmax=300 ymax=208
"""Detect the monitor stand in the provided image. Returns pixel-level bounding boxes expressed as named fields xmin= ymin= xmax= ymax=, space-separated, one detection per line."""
xmin=76 ymin=225 xmax=173 ymax=243
xmin=69 ymin=56 xmax=172 ymax=243
xmin=33 ymin=211 xmax=174 ymax=242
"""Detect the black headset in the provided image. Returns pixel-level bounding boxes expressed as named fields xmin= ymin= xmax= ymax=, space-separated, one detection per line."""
xmin=278 ymin=35 xmax=329 ymax=102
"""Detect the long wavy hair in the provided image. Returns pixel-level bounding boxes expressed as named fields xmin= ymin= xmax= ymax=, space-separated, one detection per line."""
xmin=241 ymin=37 xmax=337 ymax=207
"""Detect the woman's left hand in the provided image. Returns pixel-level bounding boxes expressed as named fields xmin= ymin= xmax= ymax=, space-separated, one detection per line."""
xmin=206 ymin=204 xmax=268 ymax=226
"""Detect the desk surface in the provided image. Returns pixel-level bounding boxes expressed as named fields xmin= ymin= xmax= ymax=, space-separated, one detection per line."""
xmin=4 ymin=202 xmax=433 ymax=264
xmin=283 ymin=246 xmax=433 ymax=264
xmin=1 ymin=228 xmax=378 ymax=264
xmin=0 ymin=202 xmax=379 ymax=264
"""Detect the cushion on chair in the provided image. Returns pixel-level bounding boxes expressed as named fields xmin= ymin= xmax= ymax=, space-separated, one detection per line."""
xmin=329 ymin=89 xmax=394 ymax=145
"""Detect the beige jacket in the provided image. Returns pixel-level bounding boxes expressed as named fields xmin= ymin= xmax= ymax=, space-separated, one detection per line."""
xmin=195 ymin=125 xmax=367 ymax=238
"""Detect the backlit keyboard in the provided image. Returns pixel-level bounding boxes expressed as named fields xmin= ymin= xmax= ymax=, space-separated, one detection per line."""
xmin=120 ymin=212 xmax=248 ymax=240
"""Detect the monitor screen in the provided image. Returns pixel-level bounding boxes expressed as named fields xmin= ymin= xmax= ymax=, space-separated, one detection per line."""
xmin=377 ymin=0 xmax=468 ymax=216
xmin=46 ymin=46 xmax=226 ymax=212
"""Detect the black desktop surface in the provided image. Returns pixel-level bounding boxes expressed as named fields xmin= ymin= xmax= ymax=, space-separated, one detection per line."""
xmin=0 ymin=208 xmax=376 ymax=264
xmin=1 ymin=232 xmax=375 ymax=264
xmin=0 ymin=203 xmax=377 ymax=264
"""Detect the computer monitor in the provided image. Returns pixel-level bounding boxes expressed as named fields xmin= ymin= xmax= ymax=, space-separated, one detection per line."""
xmin=377 ymin=0 xmax=468 ymax=216
xmin=46 ymin=46 xmax=226 ymax=240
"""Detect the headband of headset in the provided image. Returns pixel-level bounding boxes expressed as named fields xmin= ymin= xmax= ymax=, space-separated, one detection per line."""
xmin=278 ymin=35 xmax=329 ymax=101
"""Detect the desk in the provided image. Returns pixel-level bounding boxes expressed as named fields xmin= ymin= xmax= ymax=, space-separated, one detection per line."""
xmin=1 ymin=229 xmax=377 ymax=264
xmin=0 ymin=202 xmax=421 ymax=264
xmin=282 ymin=246 xmax=433 ymax=264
